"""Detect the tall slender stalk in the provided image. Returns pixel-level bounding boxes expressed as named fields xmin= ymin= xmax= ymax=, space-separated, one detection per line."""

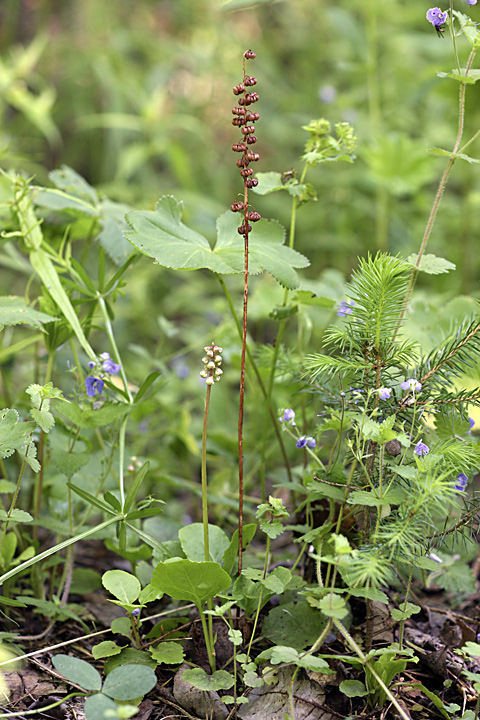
xmin=230 ymin=49 xmax=260 ymax=573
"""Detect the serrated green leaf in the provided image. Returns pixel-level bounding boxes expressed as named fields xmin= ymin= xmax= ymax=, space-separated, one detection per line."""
xmin=50 ymin=448 xmax=89 ymax=477
xmin=0 ymin=296 xmax=58 ymax=330
xmin=406 ymin=253 xmax=456 ymax=275
xmin=391 ymin=603 xmax=421 ymax=621
xmin=250 ymin=171 xmax=285 ymax=195
xmin=0 ymin=409 xmax=36 ymax=459
xmin=30 ymin=408 xmax=55 ymax=433
xmin=0 ymin=509 xmax=33 ymax=523
xmin=57 ymin=399 xmax=130 ymax=428
xmin=317 ymin=593 xmax=348 ymax=619
xmin=124 ymin=196 xmax=309 ymax=290
xmin=349 ymin=587 xmax=389 ymax=604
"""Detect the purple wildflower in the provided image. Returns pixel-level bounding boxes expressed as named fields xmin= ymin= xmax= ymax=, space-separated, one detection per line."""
xmin=296 ymin=436 xmax=316 ymax=449
xmin=280 ymin=408 xmax=296 ymax=426
xmin=426 ymin=7 xmax=448 ymax=25
xmin=468 ymin=417 xmax=475 ymax=434
xmin=337 ymin=300 xmax=354 ymax=317
xmin=401 ymin=378 xmax=422 ymax=392
xmin=88 ymin=360 xmax=96 ymax=369
xmin=102 ymin=358 xmax=121 ymax=375
xmin=131 ymin=608 xmax=141 ymax=617
xmin=378 ymin=387 xmax=391 ymax=400
xmin=85 ymin=376 xmax=105 ymax=397
xmin=455 ymin=473 xmax=468 ymax=491
xmin=466 ymin=0 xmax=477 ymax=6
xmin=414 ymin=440 xmax=429 ymax=456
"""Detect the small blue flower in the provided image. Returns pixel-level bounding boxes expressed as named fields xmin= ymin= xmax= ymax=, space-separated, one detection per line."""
xmin=102 ymin=358 xmax=121 ymax=375
xmin=426 ymin=7 xmax=448 ymax=25
xmin=455 ymin=473 xmax=468 ymax=491
xmin=88 ymin=360 xmax=96 ymax=369
xmin=468 ymin=417 xmax=475 ymax=434
xmin=466 ymin=0 xmax=477 ymax=6
xmin=401 ymin=378 xmax=422 ymax=392
xmin=337 ymin=300 xmax=354 ymax=317
xmin=280 ymin=408 xmax=296 ymax=426
xmin=296 ymin=436 xmax=316 ymax=449
xmin=378 ymin=387 xmax=391 ymax=400
xmin=414 ymin=440 xmax=429 ymax=456
xmin=85 ymin=376 xmax=104 ymax=397
xmin=131 ymin=608 xmax=141 ymax=617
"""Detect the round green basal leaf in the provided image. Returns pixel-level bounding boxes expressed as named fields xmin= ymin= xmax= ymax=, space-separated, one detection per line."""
xmin=92 ymin=641 xmax=122 ymax=660
xmin=151 ymin=559 xmax=231 ymax=608
xmin=83 ymin=693 xmax=118 ymax=720
xmin=262 ymin=600 xmax=327 ymax=651
xmin=102 ymin=663 xmax=157 ymax=700
xmin=178 ymin=523 xmax=229 ymax=564
xmin=104 ymin=648 xmax=156 ymax=675
xmin=52 ymin=654 xmax=102 ymax=692
xmin=102 ymin=569 xmax=141 ymax=604
xmin=182 ymin=667 xmax=235 ymax=691
xmin=150 ymin=642 xmax=184 ymax=665
xmin=339 ymin=679 xmax=369 ymax=698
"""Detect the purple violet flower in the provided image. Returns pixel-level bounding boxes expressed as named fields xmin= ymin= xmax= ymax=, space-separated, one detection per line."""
xmin=455 ymin=473 xmax=468 ymax=491
xmin=414 ymin=440 xmax=429 ymax=456
xmin=102 ymin=358 xmax=121 ymax=375
xmin=468 ymin=417 xmax=475 ymax=434
xmin=466 ymin=0 xmax=477 ymax=6
xmin=85 ymin=376 xmax=104 ymax=397
xmin=401 ymin=378 xmax=422 ymax=392
xmin=88 ymin=360 xmax=96 ymax=369
xmin=426 ymin=7 xmax=448 ymax=25
xmin=296 ymin=436 xmax=316 ymax=449
xmin=280 ymin=408 xmax=296 ymax=426
xmin=337 ymin=300 xmax=354 ymax=317
xmin=378 ymin=387 xmax=391 ymax=400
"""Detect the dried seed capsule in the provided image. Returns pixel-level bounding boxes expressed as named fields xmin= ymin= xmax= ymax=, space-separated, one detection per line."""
xmin=232 ymin=142 xmax=247 ymax=152
xmin=241 ymin=125 xmax=256 ymax=135
xmin=230 ymin=201 xmax=245 ymax=212
xmin=232 ymin=117 xmax=246 ymax=126
xmin=238 ymin=224 xmax=252 ymax=234
xmin=238 ymin=97 xmax=251 ymax=106
xmin=246 ymin=135 xmax=257 ymax=144
xmin=246 ymin=178 xmax=258 ymax=188
xmin=246 ymin=112 xmax=259 ymax=122
xmin=244 ymin=49 xmax=256 ymax=59
xmin=233 ymin=83 xmax=245 ymax=95
xmin=247 ymin=211 xmax=261 ymax=222
xmin=240 ymin=168 xmax=253 ymax=177
xmin=232 ymin=106 xmax=246 ymax=115
xmin=246 ymin=92 xmax=259 ymax=103
xmin=244 ymin=76 xmax=257 ymax=86
xmin=246 ymin=152 xmax=260 ymax=162
xmin=236 ymin=157 xmax=249 ymax=167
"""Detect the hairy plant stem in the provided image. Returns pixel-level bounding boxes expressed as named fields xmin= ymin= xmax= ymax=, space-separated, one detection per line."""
xmin=396 ymin=48 xmax=475 ymax=336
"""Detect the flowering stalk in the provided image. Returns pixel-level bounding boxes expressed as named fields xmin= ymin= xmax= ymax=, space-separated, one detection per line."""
xmin=230 ymin=49 xmax=260 ymax=573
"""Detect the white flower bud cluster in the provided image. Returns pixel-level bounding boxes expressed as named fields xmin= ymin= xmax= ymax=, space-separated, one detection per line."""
xmin=200 ymin=343 xmax=223 ymax=385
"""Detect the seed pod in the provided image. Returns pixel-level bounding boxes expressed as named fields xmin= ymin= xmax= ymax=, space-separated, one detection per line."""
xmin=230 ymin=201 xmax=245 ymax=212
xmin=246 ymin=152 xmax=259 ymax=162
xmin=232 ymin=107 xmax=246 ymax=115
xmin=247 ymin=211 xmax=261 ymax=222
xmin=246 ymin=135 xmax=257 ymax=144
xmin=236 ymin=157 xmax=249 ymax=167
xmin=240 ymin=168 xmax=253 ymax=177
xmin=238 ymin=97 xmax=251 ymax=106
xmin=238 ymin=224 xmax=252 ymax=234
xmin=232 ymin=142 xmax=247 ymax=152
xmin=246 ymin=178 xmax=258 ymax=188
xmin=385 ymin=439 xmax=402 ymax=457
xmin=246 ymin=112 xmax=259 ymax=122
xmin=241 ymin=125 xmax=256 ymax=135
xmin=247 ymin=92 xmax=259 ymax=103
xmin=244 ymin=49 xmax=256 ymax=59
xmin=244 ymin=76 xmax=257 ymax=86
xmin=232 ymin=117 xmax=246 ymax=126
xmin=233 ymin=83 xmax=245 ymax=95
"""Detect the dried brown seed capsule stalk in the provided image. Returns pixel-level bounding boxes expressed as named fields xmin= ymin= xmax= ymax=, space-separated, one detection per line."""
xmin=238 ymin=223 xmax=252 ymax=234
xmin=246 ymin=136 xmax=257 ymax=144
xmin=241 ymin=125 xmax=256 ymax=135
xmin=246 ymin=178 xmax=258 ymax=188
xmin=246 ymin=152 xmax=259 ymax=162
xmin=240 ymin=168 xmax=253 ymax=177
xmin=244 ymin=49 xmax=256 ymax=59
xmin=232 ymin=107 xmax=246 ymax=115
xmin=232 ymin=117 xmax=246 ymax=126
xmin=233 ymin=83 xmax=245 ymax=95
xmin=246 ymin=112 xmax=259 ymax=122
xmin=244 ymin=76 xmax=257 ymax=86
xmin=236 ymin=157 xmax=249 ymax=167
xmin=232 ymin=142 xmax=247 ymax=152
xmin=230 ymin=201 xmax=245 ymax=212
xmin=247 ymin=211 xmax=261 ymax=222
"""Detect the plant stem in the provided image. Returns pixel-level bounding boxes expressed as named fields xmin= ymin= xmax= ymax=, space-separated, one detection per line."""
xmin=247 ymin=535 xmax=270 ymax=659
xmin=202 ymin=382 xmax=212 ymax=562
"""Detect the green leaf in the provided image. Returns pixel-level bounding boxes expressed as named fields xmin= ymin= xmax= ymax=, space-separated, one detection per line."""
xmin=83 ymin=694 xmax=119 ymax=720
xmin=406 ymin=253 xmax=456 ymax=275
xmin=102 ymin=664 xmax=157 ymax=700
xmin=0 ymin=296 xmax=58 ymax=330
xmin=182 ymin=667 xmax=235 ymax=691
xmin=134 ymin=372 xmax=161 ymax=404
xmin=124 ymin=196 xmax=309 ymax=290
xmin=0 ymin=509 xmax=33 ymax=523
xmin=102 ymin=569 xmax=141 ymax=604
xmin=67 ymin=483 xmax=118 ymax=515
xmin=251 ymin=171 xmax=285 ymax=195
xmin=262 ymin=600 xmax=327 ymax=650
xmin=151 ymin=559 xmax=231 ymax=608
xmin=92 ymin=641 xmax=122 ymax=659
xmin=0 ymin=409 xmax=36 ymax=459
xmin=339 ymin=679 xmax=369 ymax=697
xmin=348 ymin=488 xmax=405 ymax=507
xmin=179 ymin=523 xmax=230 ymax=564
xmin=30 ymin=408 xmax=55 ymax=433
xmin=349 ymin=587 xmax=389 ymax=604
xmin=149 ymin=642 xmax=184 ymax=665
xmin=57 ymin=399 xmax=130 ymax=428
xmin=297 ymin=654 xmax=331 ymax=672
xmin=460 ymin=642 xmax=480 ymax=658
xmin=50 ymin=448 xmax=89 ymax=477
xmin=222 ymin=523 xmax=256 ymax=576
xmin=99 ymin=199 xmax=136 ymax=265
xmin=48 ymin=165 xmax=99 ymax=205
xmin=295 ymin=290 xmax=336 ymax=308
xmin=391 ymin=603 xmax=421 ymax=621
xmin=124 ymin=461 xmax=150 ymax=514
xmin=269 ymin=646 xmax=299 ymax=664
xmin=52 ymin=653 xmax=102 ymax=691
xmin=317 ymin=593 xmax=349 ymax=619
